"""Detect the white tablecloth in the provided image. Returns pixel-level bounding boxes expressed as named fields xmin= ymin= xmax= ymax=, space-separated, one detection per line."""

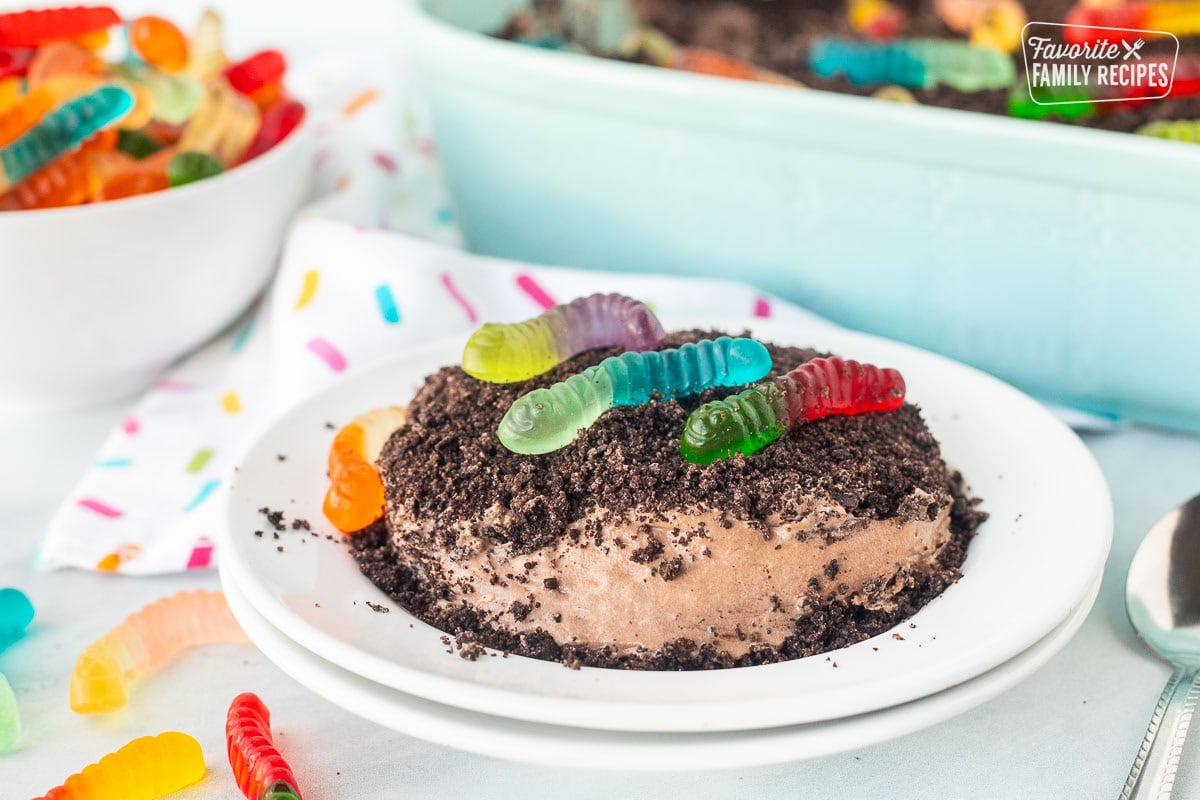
xmin=3 ymin=403 xmax=1200 ymax=798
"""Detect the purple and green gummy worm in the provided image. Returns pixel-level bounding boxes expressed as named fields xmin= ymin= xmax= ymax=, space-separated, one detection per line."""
xmin=462 ymin=293 xmax=667 ymax=383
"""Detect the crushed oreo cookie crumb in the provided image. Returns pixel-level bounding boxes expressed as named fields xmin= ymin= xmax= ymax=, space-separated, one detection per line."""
xmin=258 ymin=506 xmax=287 ymax=532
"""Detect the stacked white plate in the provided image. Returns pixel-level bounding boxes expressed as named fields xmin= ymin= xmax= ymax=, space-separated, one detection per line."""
xmin=217 ymin=318 xmax=1113 ymax=772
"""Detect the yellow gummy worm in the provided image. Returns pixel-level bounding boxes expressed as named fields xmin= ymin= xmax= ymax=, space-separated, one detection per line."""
xmin=33 ymin=732 xmax=205 ymax=800
xmin=70 ymin=589 xmax=249 ymax=714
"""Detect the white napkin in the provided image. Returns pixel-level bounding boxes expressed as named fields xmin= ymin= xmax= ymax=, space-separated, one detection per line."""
xmin=36 ymin=48 xmax=829 ymax=574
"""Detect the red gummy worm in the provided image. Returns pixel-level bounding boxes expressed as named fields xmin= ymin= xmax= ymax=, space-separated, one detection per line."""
xmin=224 ymin=50 xmax=287 ymax=96
xmin=240 ymin=98 xmax=305 ymax=162
xmin=0 ymin=6 xmax=121 ymax=48
xmin=0 ymin=46 xmax=34 ymax=80
xmin=781 ymin=356 xmax=906 ymax=425
xmin=1063 ymin=4 xmax=1147 ymax=43
xmin=227 ymin=693 xmax=302 ymax=800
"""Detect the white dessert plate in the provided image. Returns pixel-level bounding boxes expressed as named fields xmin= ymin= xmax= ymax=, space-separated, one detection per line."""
xmin=223 ymin=565 xmax=1103 ymax=771
xmin=218 ymin=315 xmax=1113 ymax=733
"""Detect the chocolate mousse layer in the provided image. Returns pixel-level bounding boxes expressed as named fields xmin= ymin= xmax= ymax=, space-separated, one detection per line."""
xmin=360 ymin=330 xmax=985 ymax=670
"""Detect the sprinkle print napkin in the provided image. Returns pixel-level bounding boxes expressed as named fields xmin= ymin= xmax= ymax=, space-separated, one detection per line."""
xmin=37 ymin=50 xmax=830 ymax=575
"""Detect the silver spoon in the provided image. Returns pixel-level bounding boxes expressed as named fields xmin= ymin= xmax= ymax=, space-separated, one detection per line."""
xmin=1123 ymin=494 xmax=1200 ymax=799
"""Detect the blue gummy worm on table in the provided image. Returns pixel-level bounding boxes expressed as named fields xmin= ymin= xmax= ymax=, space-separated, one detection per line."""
xmin=0 ymin=588 xmax=34 ymax=654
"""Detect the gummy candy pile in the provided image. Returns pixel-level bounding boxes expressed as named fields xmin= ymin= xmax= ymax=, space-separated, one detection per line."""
xmin=492 ymin=0 xmax=1200 ymax=137
xmin=0 ymin=6 xmax=305 ymax=211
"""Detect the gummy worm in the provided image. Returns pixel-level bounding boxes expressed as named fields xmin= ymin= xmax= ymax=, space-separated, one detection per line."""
xmin=1008 ymin=83 xmax=1096 ymax=121
xmin=323 ymin=406 xmax=408 ymax=534
xmin=185 ymin=9 xmax=227 ymax=79
xmin=680 ymin=356 xmax=905 ymax=464
xmin=177 ymin=78 xmax=259 ymax=165
xmin=241 ymin=97 xmax=305 ymax=163
xmin=32 ymin=731 xmax=205 ymax=800
xmin=1136 ymin=119 xmax=1200 ymax=143
xmin=114 ymin=63 xmax=203 ymax=125
xmin=227 ymin=693 xmax=303 ymax=800
xmin=462 ymin=292 xmax=666 ymax=383
xmin=849 ymin=0 xmax=909 ymax=40
xmin=11 ymin=130 xmax=116 ymax=209
xmin=0 ymin=672 xmax=17 ymax=752
xmin=70 ymin=589 xmax=249 ymax=714
xmin=808 ymin=38 xmax=1015 ymax=91
xmin=0 ymin=586 xmax=34 ymax=653
xmin=0 ymin=6 xmax=121 ymax=48
xmin=224 ymin=50 xmax=287 ymax=96
xmin=1064 ymin=2 xmax=1200 ymax=44
xmin=498 ymin=336 xmax=772 ymax=455
xmin=0 ymin=85 xmax=133 ymax=191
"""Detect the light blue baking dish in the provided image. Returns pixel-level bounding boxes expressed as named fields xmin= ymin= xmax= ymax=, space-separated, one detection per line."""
xmin=398 ymin=0 xmax=1200 ymax=432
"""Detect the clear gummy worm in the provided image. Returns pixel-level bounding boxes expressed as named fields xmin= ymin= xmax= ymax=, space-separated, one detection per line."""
xmin=32 ymin=731 xmax=206 ymax=800
xmin=498 ymin=336 xmax=772 ymax=455
xmin=0 ymin=672 xmax=17 ymax=753
xmin=680 ymin=356 xmax=906 ymax=464
xmin=227 ymin=693 xmax=303 ymax=800
xmin=462 ymin=292 xmax=667 ymax=383
xmin=70 ymin=589 xmax=249 ymax=714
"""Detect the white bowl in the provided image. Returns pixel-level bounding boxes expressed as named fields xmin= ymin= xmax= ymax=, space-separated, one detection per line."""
xmin=0 ymin=121 xmax=313 ymax=415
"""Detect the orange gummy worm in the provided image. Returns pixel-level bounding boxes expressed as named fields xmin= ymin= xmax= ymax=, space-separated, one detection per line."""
xmin=70 ymin=589 xmax=249 ymax=714
xmin=26 ymin=40 xmax=104 ymax=87
xmin=323 ymin=407 xmax=407 ymax=534
xmin=9 ymin=129 xmax=115 ymax=209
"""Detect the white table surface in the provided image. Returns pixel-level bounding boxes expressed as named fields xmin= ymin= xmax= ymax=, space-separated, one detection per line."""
xmin=1 ymin=403 xmax=1199 ymax=799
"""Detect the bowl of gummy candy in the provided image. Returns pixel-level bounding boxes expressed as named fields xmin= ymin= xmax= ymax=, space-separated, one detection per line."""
xmin=396 ymin=0 xmax=1200 ymax=434
xmin=0 ymin=6 xmax=311 ymax=413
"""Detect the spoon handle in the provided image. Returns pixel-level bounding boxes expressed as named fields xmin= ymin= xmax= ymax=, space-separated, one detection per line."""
xmin=1121 ymin=665 xmax=1200 ymax=800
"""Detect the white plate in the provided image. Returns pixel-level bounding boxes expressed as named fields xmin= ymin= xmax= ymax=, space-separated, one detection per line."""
xmin=222 ymin=565 xmax=1103 ymax=771
xmin=218 ymin=316 xmax=1113 ymax=733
